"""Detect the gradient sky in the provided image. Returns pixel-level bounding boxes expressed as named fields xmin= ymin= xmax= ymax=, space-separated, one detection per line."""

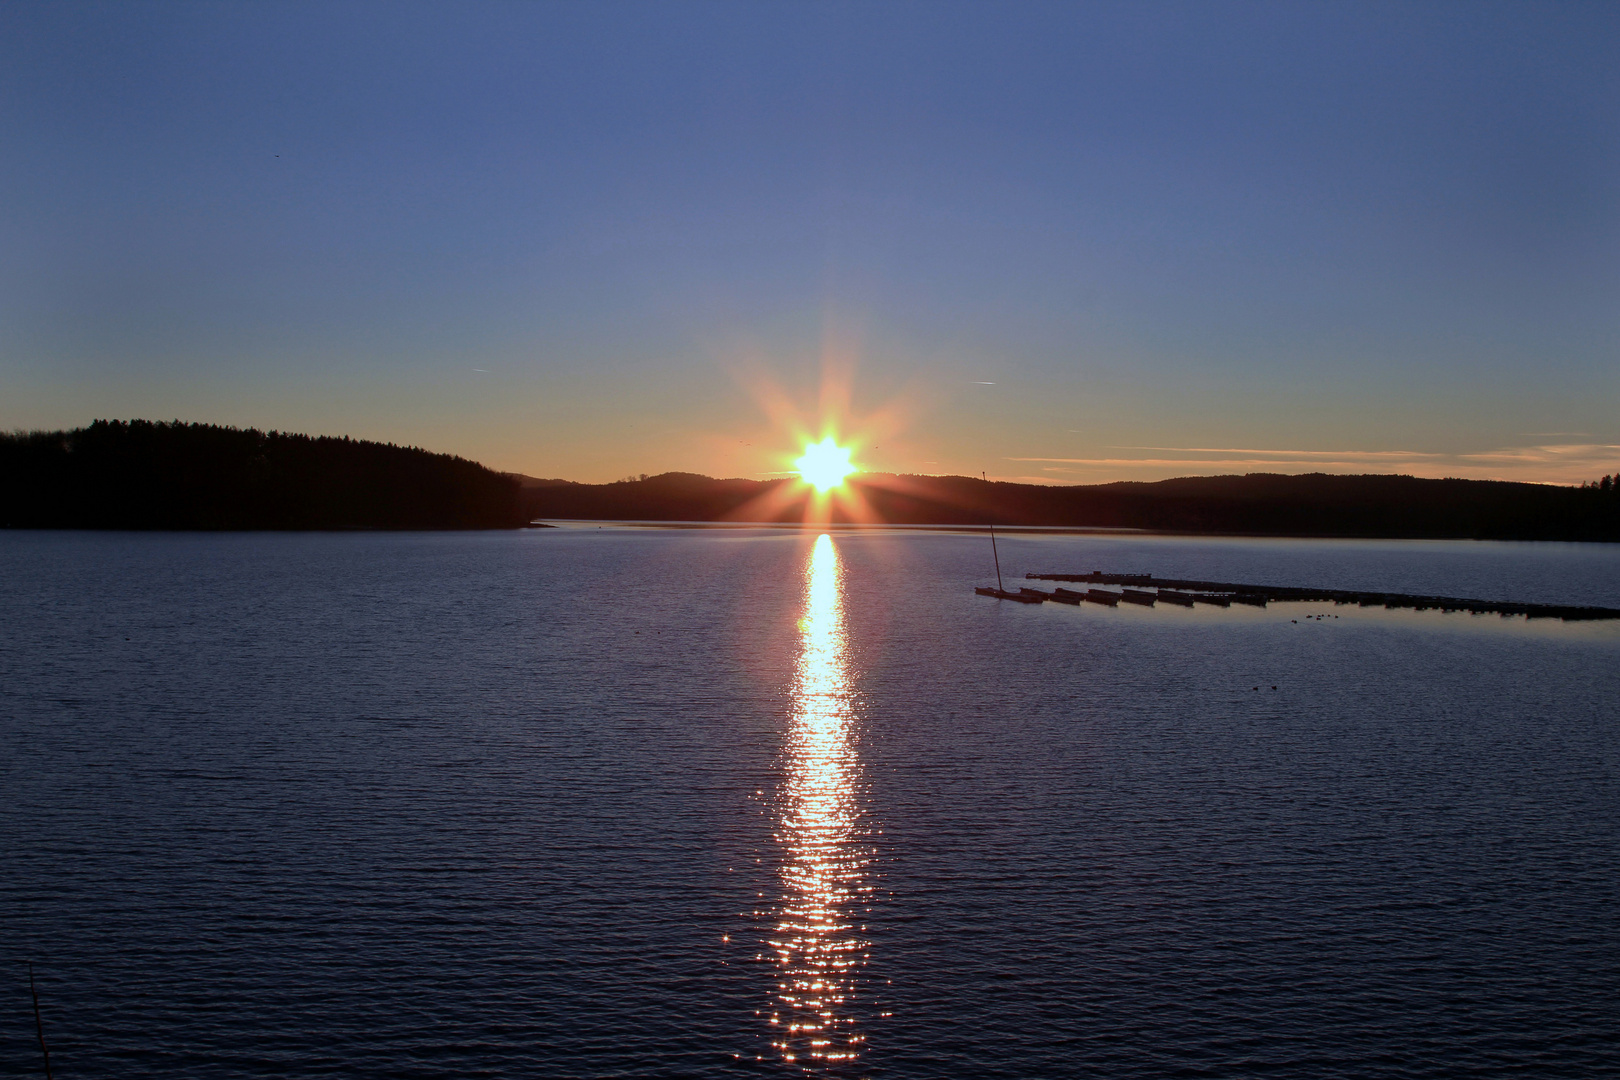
xmin=3 ymin=0 xmax=1617 ymax=484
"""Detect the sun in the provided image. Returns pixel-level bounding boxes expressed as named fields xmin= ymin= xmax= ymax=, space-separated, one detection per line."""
xmin=796 ymin=437 xmax=857 ymax=492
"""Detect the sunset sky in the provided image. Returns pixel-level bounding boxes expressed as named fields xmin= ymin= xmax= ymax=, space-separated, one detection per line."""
xmin=2 ymin=1 xmax=1616 ymax=485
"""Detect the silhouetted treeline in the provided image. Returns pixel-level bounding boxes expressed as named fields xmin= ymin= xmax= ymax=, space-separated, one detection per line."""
xmin=518 ymin=472 xmax=779 ymax=522
xmin=1581 ymin=474 xmax=1619 ymax=495
xmin=2 ymin=420 xmax=525 ymax=529
xmin=524 ymin=470 xmax=1620 ymax=541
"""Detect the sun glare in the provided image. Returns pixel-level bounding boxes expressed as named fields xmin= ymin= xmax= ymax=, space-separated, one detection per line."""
xmin=796 ymin=438 xmax=857 ymax=492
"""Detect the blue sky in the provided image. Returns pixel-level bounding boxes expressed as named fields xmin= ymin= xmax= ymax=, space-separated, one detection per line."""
xmin=2 ymin=0 xmax=1616 ymax=483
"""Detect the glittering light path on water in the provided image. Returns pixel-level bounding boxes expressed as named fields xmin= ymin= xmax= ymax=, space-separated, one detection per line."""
xmin=768 ymin=533 xmax=873 ymax=1067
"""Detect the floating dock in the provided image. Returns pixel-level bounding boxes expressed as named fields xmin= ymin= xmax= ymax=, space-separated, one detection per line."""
xmin=993 ymin=571 xmax=1620 ymax=622
xmin=976 ymin=586 xmax=1042 ymax=604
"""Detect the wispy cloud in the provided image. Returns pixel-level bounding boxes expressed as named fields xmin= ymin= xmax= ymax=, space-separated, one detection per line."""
xmin=1010 ymin=456 xmax=1431 ymax=469
xmin=1004 ymin=444 xmax=1620 ymax=485
xmin=1459 ymin=443 xmax=1620 ymax=466
xmin=1109 ymin=446 xmax=1445 ymax=460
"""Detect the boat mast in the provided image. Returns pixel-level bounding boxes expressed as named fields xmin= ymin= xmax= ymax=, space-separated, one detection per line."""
xmin=984 ymin=471 xmax=1003 ymax=593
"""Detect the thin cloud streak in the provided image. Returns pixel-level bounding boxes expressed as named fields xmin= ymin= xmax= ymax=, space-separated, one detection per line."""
xmin=1459 ymin=444 xmax=1620 ymax=464
xmin=1110 ymin=446 xmax=1446 ymax=459
xmin=1003 ymin=443 xmax=1620 ymax=486
xmin=1011 ymin=457 xmax=1436 ymax=469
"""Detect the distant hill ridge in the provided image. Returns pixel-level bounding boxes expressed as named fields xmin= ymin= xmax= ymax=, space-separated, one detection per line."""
xmin=4 ymin=420 xmax=1616 ymax=539
xmin=1 ymin=420 xmax=524 ymax=529
xmin=523 ymin=469 xmax=1620 ymax=541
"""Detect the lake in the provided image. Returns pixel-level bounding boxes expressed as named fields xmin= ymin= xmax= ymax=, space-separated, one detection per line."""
xmin=3 ymin=527 xmax=1618 ymax=1077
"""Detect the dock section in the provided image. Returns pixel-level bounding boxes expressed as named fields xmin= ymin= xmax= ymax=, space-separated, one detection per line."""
xmin=976 ymin=586 xmax=1042 ymax=604
xmin=1008 ymin=571 xmax=1620 ymax=621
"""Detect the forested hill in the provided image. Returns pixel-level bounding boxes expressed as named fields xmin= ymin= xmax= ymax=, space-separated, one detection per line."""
xmin=6 ymin=421 xmax=1616 ymax=538
xmin=2 ymin=420 xmax=525 ymax=529
xmin=523 ymin=470 xmax=1620 ymax=541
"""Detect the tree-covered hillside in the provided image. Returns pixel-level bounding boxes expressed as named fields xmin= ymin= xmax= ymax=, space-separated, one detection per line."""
xmin=1 ymin=420 xmax=525 ymax=529
xmin=523 ymin=469 xmax=1620 ymax=541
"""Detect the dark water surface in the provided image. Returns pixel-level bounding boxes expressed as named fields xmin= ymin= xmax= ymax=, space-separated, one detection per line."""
xmin=3 ymin=528 xmax=1618 ymax=1078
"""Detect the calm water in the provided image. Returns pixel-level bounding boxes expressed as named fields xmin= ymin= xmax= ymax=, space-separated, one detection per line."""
xmin=3 ymin=527 xmax=1618 ymax=1078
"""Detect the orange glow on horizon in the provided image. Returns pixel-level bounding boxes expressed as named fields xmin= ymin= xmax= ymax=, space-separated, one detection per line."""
xmin=712 ymin=334 xmax=965 ymax=526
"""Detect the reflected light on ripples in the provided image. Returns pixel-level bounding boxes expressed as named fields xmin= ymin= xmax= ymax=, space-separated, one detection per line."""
xmin=768 ymin=533 xmax=872 ymax=1066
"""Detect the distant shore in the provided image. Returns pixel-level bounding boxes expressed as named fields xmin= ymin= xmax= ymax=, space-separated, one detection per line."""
xmin=535 ymin=519 xmax=1150 ymax=534
xmin=5 ymin=420 xmax=1616 ymax=541
xmin=522 ymin=470 xmax=1620 ymax=543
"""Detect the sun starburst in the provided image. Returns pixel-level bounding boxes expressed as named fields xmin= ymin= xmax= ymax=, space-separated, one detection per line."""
xmin=796 ymin=438 xmax=857 ymax=492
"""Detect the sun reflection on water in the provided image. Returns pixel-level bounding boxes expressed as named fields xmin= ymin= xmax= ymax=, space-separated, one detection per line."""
xmin=768 ymin=533 xmax=873 ymax=1067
